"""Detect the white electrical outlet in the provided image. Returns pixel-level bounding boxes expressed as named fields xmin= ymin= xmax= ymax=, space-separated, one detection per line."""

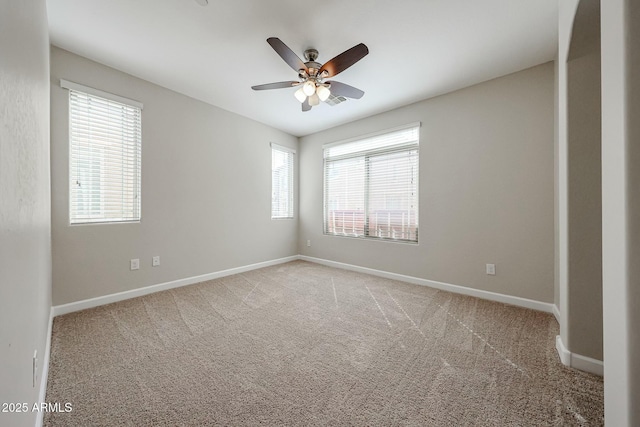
xmin=486 ymin=264 xmax=496 ymax=275
xmin=307 ymin=240 xmax=311 ymax=247
xmin=130 ymin=259 xmax=140 ymax=270
xmin=33 ymin=350 xmax=38 ymax=387
xmin=152 ymin=256 xmax=160 ymax=267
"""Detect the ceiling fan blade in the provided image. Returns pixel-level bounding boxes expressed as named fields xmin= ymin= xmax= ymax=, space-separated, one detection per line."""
xmin=267 ymin=37 xmax=307 ymax=73
xmin=302 ymin=99 xmax=311 ymax=112
xmin=251 ymin=81 xmax=299 ymax=91
xmin=319 ymin=43 xmax=369 ymax=78
xmin=327 ymin=81 xmax=365 ymax=99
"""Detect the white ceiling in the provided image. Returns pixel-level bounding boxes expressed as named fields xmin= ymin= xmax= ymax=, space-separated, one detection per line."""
xmin=47 ymin=0 xmax=558 ymax=137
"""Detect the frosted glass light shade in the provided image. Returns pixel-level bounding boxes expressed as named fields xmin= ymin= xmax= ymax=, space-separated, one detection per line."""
xmin=294 ymin=87 xmax=306 ymax=103
xmin=316 ymin=85 xmax=330 ymax=101
xmin=303 ymin=81 xmax=316 ymax=96
xmin=308 ymin=93 xmax=320 ymax=106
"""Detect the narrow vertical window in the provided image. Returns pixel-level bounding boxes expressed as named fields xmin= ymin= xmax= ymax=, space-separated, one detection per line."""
xmin=271 ymin=143 xmax=295 ymax=219
xmin=63 ymin=80 xmax=142 ymax=225
xmin=323 ymin=124 xmax=419 ymax=242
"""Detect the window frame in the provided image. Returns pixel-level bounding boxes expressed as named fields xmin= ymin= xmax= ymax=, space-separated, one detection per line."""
xmin=270 ymin=142 xmax=295 ymax=220
xmin=62 ymin=80 xmax=143 ymax=225
xmin=322 ymin=123 xmax=420 ymax=243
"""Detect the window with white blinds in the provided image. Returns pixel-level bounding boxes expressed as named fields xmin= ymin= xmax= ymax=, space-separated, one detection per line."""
xmin=271 ymin=143 xmax=295 ymax=219
xmin=323 ymin=124 xmax=419 ymax=242
xmin=65 ymin=81 xmax=142 ymax=224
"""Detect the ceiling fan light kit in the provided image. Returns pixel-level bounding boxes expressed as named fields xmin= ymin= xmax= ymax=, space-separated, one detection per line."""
xmin=308 ymin=93 xmax=320 ymax=106
xmin=251 ymin=37 xmax=368 ymax=112
xmin=316 ymin=85 xmax=331 ymax=101
xmin=294 ymin=87 xmax=307 ymax=103
xmin=302 ymin=80 xmax=316 ymax=97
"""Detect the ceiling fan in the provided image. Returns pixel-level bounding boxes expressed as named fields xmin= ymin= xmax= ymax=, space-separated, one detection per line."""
xmin=251 ymin=38 xmax=369 ymax=112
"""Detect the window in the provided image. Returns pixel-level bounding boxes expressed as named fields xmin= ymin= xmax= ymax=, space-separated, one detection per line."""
xmin=62 ymin=80 xmax=142 ymax=224
xmin=271 ymin=143 xmax=295 ymax=219
xmin=323 ymin=123 xmax=419 ymax=242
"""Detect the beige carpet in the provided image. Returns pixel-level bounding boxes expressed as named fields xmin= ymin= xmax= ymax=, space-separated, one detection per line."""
xmin=44 ymin=260 xmax=603 ymax=426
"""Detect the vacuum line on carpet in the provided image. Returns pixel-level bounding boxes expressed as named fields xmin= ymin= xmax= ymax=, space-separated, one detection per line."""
xmin=565 ymin=397 xmax=587 ymax=424
xmin=434 ymin=300 xmax=526 ymax=375
xmin=331 ymin=277 xmax=338 ymax=307
xmin=242 ymin=281 xmax=261 ymax=303
xmin=365 ymin=286 xmax=392 ymax=328
xmin=385 ymin=290 xmax=425 ymax=337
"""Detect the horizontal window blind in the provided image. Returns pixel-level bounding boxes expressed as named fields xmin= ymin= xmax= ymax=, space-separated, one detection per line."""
xmin=271 ymin=144 xmax=294 ymax=219
xmin=68 ymin=87 xmax=142 ymax=224
xmin=324 ymin=125 xmax=419 ymax=242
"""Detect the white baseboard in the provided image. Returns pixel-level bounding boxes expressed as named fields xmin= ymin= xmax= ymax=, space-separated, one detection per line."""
xmin=555 ymin=335 xmax=572 ymax=365
xmin=52 ymin=255 xmax=299 ymax=317
xmin=555 ymin=335 xmax=603 ymax=376
xmin=299 ymin=255 xmax=555 ymax=314
xmin=552 ymin=304 xmax=560 ymax=323
xmin=571 ymin=352 xmax=604 ymax=376
xmin=52 ymin=254 xmax=555 ymax=318
xmin=35 ymin=307 xmax=53 ymax=427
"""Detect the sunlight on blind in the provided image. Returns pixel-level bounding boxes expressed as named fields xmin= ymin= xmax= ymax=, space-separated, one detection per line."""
xmin=68 ymin=89 xmax=142 ymax=224
xmin=271 ymin=145 xmax=294 ymax=219
xmin=323 ymin=125 xmax=419 ymax=242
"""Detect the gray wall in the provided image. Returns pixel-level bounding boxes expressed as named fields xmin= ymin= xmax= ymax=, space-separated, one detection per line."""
xmin=602 ymin=0 xmax=640 ymax=423
xmin=557 ymin=0 xmax=581 ymax=352
xmin=299 ymin=63 xmax=555 ymax=303
xmin=566 ymin=0 xmax=602 ymax=361
xmin=554 ymin=59 xmax=560 ymax=310
xmin=0 ymin=1 xmax=52 ymax=426
xmin=50 ymin=47 xmax=298 ymax=305
xmin=557 ymin=0 xmax=603 ymax=365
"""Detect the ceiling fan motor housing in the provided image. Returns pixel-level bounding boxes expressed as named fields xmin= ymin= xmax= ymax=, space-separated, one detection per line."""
xmin=302 ymin=49 xmax=323 ymax=80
